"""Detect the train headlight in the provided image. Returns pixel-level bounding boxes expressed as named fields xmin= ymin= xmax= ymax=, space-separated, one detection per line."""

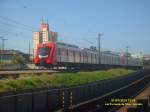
xmin=38 ymin=55 xmax=48 ymax=58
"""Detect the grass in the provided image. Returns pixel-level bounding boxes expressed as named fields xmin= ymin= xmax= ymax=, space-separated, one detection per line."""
xmin=0 ymin=68 xmax=134 ymax=92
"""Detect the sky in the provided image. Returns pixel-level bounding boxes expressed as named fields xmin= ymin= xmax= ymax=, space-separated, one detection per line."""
xmin=0 ymin=0 xmax=150 ymax=54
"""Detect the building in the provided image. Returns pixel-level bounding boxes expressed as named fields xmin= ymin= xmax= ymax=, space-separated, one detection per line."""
xmin=143 ymin=54 xmax=150 ymax=61
xmin=33 ymin=23 xmax=58 ymax=49
xmin=131 ymin=54 xmax=143 ymax=59
xmin=0 ymin=50 xmax=29 ymax=63
xmin=32 ymin=32 xmax=42 ymax=50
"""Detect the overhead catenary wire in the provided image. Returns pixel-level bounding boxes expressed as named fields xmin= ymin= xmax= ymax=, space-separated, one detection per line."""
xmin=59 ymin=34 xmax=110 ymax=51
xmin=0 ymin=21 xmax=33 ymax=32
xmin=0 ymin=16 xmax=33 ymax=39
xmin=82 ymin=38 xmax=96 ymax=46
xmin=0 ymin=27 xmax=30 ymax=38
xmin=0 ymin=16 xmax=36 ymax=31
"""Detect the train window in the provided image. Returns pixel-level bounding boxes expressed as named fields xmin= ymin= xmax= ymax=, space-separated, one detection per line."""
xmin=91 ymin=53 xmax=92 ymax=61
xmin=58 ymin=48 xmax=61 ymax=55
xmin=108 ymin=56 xmax=110 ymax=63
xmin=79 ymin=52 xmax=81 ymax=56
xmin=79 ymin=52 xmax=81 ymax=62
xmin=38 ymin=47 xmax=50 ymax=56
xmin=106 ymin=56 xmax=108 ymax=63
xmin=73 ymin=51 xmax=75 ymax=56
xmin=66 ymin=49 xmax=68 ymax=56
xmin=95 ymin=54 xmax=97 ymax=60
xmin=73 ymin=51 xmax=76 ymax=62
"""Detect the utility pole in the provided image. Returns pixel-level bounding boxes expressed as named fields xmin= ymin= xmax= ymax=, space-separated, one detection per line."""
xmin=2 ymin=38 xmax=8 ymax=62
xmin=0 ymin=36 xmax=3 ymax=63
xmin=29 ymin=41 xmax=31 ymax=62
xmin=126 ymin=46 xmax=128 ymax=68
xmin=140 ymin=51 xmax=144 ymax=69
xmin=98 ymin=33 xmax=103 ymax=64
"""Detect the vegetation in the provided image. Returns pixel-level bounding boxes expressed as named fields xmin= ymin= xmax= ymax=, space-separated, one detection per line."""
xmin=0 ymin=68 xmax=134 ymax=92
xmin=143 ymin=60 xmax=150 ymax=69
xmin=12 ymin=53 xmax=26 ymax=64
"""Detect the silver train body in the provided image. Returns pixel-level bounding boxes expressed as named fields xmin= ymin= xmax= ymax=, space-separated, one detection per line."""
xmin=56 ymin=42 xmax=142 ymax=67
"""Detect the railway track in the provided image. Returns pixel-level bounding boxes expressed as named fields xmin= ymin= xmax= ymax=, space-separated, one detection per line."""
xmin=0 ymin=69 xmax=57 ymax=74
xmin=0 ymin=68 xmax=81 ymax=79
xmin=0 ymin=67 xmax=115 ymax=78
xmin=65 ymin=71 xmax=150 ymax=112
xmin=0 ymin=69 xmax=58 ymax=78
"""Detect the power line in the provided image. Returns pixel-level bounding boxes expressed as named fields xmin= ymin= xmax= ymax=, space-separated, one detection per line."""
xmin=82 ymin=38 xmax=96 ymax=46
xmin=0 ymin=28 xmax=30 ymax=38
xmin=0 ymin=20 xmax=33 ymax=32
xmin=0 ymin=19 xmax=33 ymax=32
xmin=0 ymin=16 xmax=34 ymax=39
xmin=0 ymin=28 xmax=19 ymax=36
xmin=0 ymin=16 xmax=36 ymax=31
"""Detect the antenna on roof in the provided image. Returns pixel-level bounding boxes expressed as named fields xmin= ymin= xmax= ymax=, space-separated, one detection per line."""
xmin=41 ymin=17 xmax=44 ymax=24
xmin=47 ymin=19 xmax=48 ymax=24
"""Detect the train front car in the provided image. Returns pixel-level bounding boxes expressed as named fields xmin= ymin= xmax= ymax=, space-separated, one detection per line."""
xmin=34 ymin=43 xmax=57 ymax=67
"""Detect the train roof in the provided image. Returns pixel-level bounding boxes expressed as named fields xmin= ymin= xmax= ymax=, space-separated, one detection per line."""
xmin=56 ymin=42 xmax=142 ymax=59
xmin=57 ymin=42 xmax=79 ymax=48
xmin=57 ymin=42 xmax=121 ymax=56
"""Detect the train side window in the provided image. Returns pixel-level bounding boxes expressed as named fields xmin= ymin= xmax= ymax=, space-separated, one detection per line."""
xmin=58 ymin=48 xmax=61 ymax=55
xmin=85 ymin=52 xmax=88 ymax=62
xmin=91 ymin=53 xmax=92 ymax=63
xmin=73 ymin=50 xmax=76 ymax=62
xmin=79 ymin=52 xmax=81 ymax=57
xmin=107 ymin=56 xmax=108 ymax=63
xmin=73 ymin=51 xmax=75 ymax=57
xmin=66 ymin=49 xmax=68 ymax=56
xmin=108 ymin=56 xmax=110 ymax=64
xmin=95 ymin=54 xmax=97 ymax=62
xmin=103 ymin=55 xmax=105 ymax=63
xmin=79 ymin=52 xmax=81 ymax=62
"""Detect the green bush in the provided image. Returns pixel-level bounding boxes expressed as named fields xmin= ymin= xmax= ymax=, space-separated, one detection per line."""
xmin=12 ymin=53 xmax=25 ymax=64
xmin=0 ymin=68 xmax=134 ymax=92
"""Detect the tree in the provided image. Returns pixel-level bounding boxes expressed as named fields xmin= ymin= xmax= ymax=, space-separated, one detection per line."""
xmin=143 ymin=60 xmax=150 ymax=68
xmin=12 ymin=53 xmax=25 ymax=64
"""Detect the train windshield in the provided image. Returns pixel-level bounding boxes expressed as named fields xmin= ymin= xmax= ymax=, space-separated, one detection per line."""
xmin=38 ymin=47 xmax=50 ymax=57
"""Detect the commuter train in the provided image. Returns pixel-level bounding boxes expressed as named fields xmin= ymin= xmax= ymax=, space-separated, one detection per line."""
xmin=34 ymin=42 xmax=142 ymax=69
